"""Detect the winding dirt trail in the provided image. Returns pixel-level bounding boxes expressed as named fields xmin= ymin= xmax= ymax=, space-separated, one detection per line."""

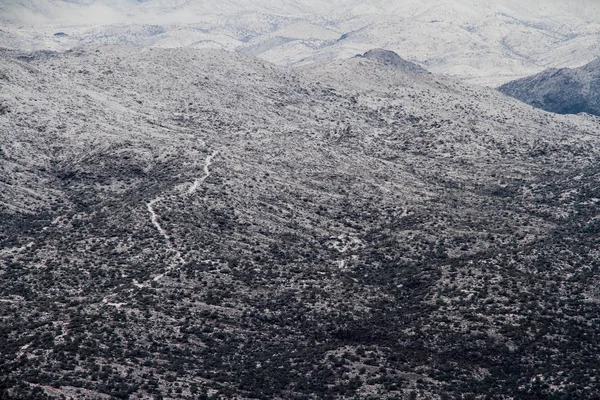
xmin=143 ymin=150 xmax=219 ymax=283
xmin=188 ymin=150 xmax=218 ymax=195
xmin=147 ymin=197 xmax=167 ymax=238
xmin=100 ymin=150 xmax=220 ymax=301
xmin=146 ymin=197 xmax=185 ymax=266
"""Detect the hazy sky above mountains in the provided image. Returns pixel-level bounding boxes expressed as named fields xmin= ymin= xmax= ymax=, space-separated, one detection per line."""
xmin=2 ymin=0 xmax=600 ymax=26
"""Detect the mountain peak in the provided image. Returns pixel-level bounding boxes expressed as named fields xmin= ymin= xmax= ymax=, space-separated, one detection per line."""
xmin=359 ymin=49 xmax=427 ymax=73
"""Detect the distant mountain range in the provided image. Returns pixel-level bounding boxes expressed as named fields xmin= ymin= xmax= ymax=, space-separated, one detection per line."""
xmin=1 ymin=0 xmax=600 ymax=86
xmin=499 ymin=57 xmax=600 ymax=117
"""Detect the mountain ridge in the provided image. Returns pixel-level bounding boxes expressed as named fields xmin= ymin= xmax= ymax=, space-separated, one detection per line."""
xmin=499 ymin=57 xmax=600 ymax=116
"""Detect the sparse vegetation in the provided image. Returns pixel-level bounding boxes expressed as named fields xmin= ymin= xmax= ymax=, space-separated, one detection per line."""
xmin=0 ymin=47 xmax=599 ymax=400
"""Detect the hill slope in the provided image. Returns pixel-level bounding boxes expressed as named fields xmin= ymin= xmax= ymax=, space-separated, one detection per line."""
xmin=499 ymin=58 xmax=600 ymax=116
xmin=1 ymin=47 xmax=600 ymax=399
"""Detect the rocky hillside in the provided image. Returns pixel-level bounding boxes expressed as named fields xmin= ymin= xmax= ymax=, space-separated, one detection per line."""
xmin=1 ymin=47 xmax=599 ymax=399
xmin=499 ymin=58 xmax=600 ymax=116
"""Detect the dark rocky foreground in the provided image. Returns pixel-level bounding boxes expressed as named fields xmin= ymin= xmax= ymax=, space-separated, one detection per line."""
xmin=0 ymin=47 xmax=599 ymax=399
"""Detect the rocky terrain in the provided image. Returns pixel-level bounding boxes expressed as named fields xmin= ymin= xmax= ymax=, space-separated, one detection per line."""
xmin=499 ymin=57 xmax=600 ymax=117
xmin=1 ymin=46 xmax=600 ymax=399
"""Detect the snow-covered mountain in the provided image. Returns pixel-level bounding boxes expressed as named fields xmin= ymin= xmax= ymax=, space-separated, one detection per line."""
xmin=499 ymin=57 xmax=600 ymax=116
xmin=2 ymin=0 xmax=600 ymax=85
